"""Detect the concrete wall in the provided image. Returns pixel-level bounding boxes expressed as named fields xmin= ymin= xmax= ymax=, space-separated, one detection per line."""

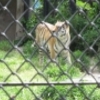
xmin=0 ymin=0 xmax=24 ymax=41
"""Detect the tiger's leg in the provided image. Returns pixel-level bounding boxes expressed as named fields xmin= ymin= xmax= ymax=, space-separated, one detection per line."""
xmin=67 ymin=51 xmax=72 ymax=64
xmin=48 ymin=44 xmax=58 ymax=65
xmin=61 ymin=50 xmax=72 ymax=64
xmin=38 ymin=48 xmax=44 ymax=66
xmin=37 ymin=38 xmax=45 ymax=66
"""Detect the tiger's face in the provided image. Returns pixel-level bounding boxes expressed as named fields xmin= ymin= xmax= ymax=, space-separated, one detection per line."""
xmin=55 ymin=21 xmax=69 ymax=42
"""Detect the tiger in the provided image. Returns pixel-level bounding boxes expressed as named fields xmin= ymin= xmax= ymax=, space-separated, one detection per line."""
xmin=33 ymin=21 xmax=71 ymax=65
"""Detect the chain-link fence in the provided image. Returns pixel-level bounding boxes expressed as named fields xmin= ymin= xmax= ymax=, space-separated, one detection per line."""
xmin=0 ymin=0 xmax=100 ymax=100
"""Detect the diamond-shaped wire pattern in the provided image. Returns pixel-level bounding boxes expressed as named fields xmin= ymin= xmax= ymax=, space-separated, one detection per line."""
xmin=0 ymin=0 xmax=100 ymax=100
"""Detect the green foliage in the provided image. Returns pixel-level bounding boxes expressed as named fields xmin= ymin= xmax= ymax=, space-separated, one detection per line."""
xmin=66 ymin=85 xmax=100 ymax=100
xmin=70 ymin=15 xmax=100 ymax=51
xmin=71 ymin=14 xmax=87 ymax=32
xmin=55 ymin=0 xmax=70 ymax=20
xmin=22 ymin=1 xmax=43 ymax=31
xmin=44 ymin=0 xmax=70 ymax=23
xmin=70 ymin=0 xmax=100 ymax=52
xmin=23 ymin=40 xmax=35 ymax=57
xmin=83 ymin=29 xmax=99 ymax=45
xmin=38 ymin=65 xmax=81 ymax=100
xmin=70 ymin=15 xmax=87 ymax=51
xmin=26 ymin=15 xmax=37 ymax=31
xmin=87 ymin=2 xmax=99 ymax=19
xmin=45 ymin=63 xmax=81 ymax=80
xmin=0 ymin=40 xmax=11 ymax=51
xmin=38 ymin=63 xmax=82 ymax=100
xmin=67 ymin=86 xmax=85 ymax=100
xmin=41 ymin=86 xmax=68 ymax=100
xmin=82 ymin=85 xmax=100 ymax=100
xmin=76 ymin=0 xmax=92 ymax=10
xmin=38 ymin=84 xmax=100 ymax=100
xmin=76 ymin=0 xmax=99 ymax=19
xmin=73 ymin=50 xmax=90 ymax=71
xmin=0 ymin=49 xmax=39 ymax=99
xmin=45 ymin=65 xmax=60 ymax=78
xmin=22 ymin=14 xmax=37 ymax=31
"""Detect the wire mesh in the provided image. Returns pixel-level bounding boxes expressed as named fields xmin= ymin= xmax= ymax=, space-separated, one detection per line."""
xmin=0 ymin=0 xmax=100 ymax=100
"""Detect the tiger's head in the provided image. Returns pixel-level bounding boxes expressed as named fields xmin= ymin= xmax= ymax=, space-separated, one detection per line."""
xmin=55 ymin=21 xmax=70 ymax=40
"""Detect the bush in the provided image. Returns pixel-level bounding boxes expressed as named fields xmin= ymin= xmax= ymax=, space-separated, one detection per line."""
xmin=37 ymin=84 xmax=100 ymax=100
xmin=44 ymin=63 xmax=81 ymax=80
xmin=22 ymin=14 xmax=38 ymax=32
xmin=38 ymin=63 xmax=82 ymax=100
xmin=73 ymin=50 xmax=90 ymax=71
xmin=83 ymin=29 xmax=99 ymax=45
xmin=0 ymin=40 xmax=11 ymax=51
xmin=23 ymin=40 xmax=37 ymax=57
xmin=41 ymin=86 xmax=68 ymax=100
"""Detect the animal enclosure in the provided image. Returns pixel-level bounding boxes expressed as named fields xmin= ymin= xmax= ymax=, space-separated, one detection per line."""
xmin=0 ymin=0 xmax=100 ymax=100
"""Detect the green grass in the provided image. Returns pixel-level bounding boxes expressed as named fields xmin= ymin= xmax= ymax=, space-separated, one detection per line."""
xmin=0 ymin=48 xmax=40 ymax=100
xmin=0 ymin=50 xmax=38 ymax=82
xmin=0 ymin=40 xmax=100 ymax=100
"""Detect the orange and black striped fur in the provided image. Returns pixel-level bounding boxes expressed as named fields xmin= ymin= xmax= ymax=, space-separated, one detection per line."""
xmin=33 ymin=21 xmax=71 ymax=65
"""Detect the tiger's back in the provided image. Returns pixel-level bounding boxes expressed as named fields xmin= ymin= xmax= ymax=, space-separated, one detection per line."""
xmin=35 ymin=22 xmax=57 ymax=60
xmin=35 ymin=22 xmax=56 ymax=46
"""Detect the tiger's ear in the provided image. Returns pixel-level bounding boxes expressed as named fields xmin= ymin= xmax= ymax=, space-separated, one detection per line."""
xmin=64 ymin=21 xmax=69 ymax=28
xmin=55 ymin=20 xmax=64 ymax=27
xmin=56 ymin=20 xmax=63 ymax=23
